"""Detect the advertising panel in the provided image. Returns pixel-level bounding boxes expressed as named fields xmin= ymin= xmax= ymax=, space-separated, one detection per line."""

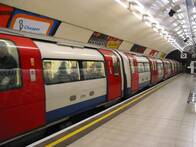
xmin=8 ymin=10 xmax=60 ymax=36
xmin=130 ymin=44 xmax=146 ymax=53
xmin=88 ymin=32 xmax=122 ymax=49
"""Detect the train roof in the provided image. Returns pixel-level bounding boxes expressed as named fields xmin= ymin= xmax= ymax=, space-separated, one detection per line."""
xmin=134 ymin=56 xmax=149 ymax=62
xmin=34 ymin=41 xmax=104 ymax=61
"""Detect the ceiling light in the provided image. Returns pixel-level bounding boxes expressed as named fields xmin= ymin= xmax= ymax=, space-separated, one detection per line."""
xmin=115 ymin=0 xmax=128 ymax=8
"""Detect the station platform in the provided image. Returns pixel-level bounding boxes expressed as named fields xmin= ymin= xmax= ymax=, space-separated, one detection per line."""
xmin=29 ymin=74 xmax=195 ymax=147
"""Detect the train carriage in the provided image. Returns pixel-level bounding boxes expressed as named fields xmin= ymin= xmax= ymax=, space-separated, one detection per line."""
xmin=0 ymin=34 xmax=45 ymax=141
xmin=0 ymin=33 xmax=109 ymax=141
xmin=36 ymin=42 xmax=107 ymax=122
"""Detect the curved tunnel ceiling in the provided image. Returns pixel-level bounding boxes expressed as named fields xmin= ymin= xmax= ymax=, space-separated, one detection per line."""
xmin=1 ymin=0 xmax=194 ymax=54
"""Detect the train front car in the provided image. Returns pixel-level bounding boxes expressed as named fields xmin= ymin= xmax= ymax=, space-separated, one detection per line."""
xmin=35 ymin=42 xmax=107 ymax=123
xmin=0 ymin=34 xmax=45 ymax=142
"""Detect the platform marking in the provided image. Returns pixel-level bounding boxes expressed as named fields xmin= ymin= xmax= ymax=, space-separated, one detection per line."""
xmin=45 ymin=75 xmax=179 ymax=147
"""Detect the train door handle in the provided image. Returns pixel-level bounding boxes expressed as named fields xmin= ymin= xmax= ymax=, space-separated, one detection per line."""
xmin=89 ymin=91 xmax=95 ymax=96
xmin=70 ymin=95 xmax=77 ymax=101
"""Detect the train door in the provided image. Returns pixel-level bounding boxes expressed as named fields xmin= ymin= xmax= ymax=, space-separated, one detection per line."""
xmin=138 ymin=62 xmax=146 ymax=89
xmin=170 ymin=60 xmax=175 ymax=76
xmin=129 ymin=56 xmax=139 ymax=93
xmin=99 ymin=49 xmax=122 ymax=101
xmin=162 ymin=61 xmax=168 ymax=79
xmin=148 ymin=58 xmax=155 ymax=85
xmin=136 ymin=56 xmax=150 ymax=89
xmin=0 ymin=34 xmax=45 ymax=141
xmin=142 ymin=62 xmax=151 ymax=87
xmin=149 ymin=58 xmax=159 ymax=85
xmin=157 ymin=60 xmax=164 ymax=81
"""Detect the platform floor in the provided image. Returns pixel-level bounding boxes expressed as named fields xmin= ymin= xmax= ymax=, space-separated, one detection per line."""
xmin=68 ymin=74 xmax=196 ymax=147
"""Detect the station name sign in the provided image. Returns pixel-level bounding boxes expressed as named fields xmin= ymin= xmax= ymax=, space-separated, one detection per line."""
xmin=0 ymin=4 xmax=60 ymax=36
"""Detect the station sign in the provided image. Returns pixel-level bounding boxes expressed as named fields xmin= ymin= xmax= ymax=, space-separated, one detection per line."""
xmin=8 ymin=10 xmax=60 ymax=36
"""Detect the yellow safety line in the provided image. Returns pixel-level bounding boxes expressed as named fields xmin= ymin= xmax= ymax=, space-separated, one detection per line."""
xmin=45 ymin=76 xmax=178 ymax=147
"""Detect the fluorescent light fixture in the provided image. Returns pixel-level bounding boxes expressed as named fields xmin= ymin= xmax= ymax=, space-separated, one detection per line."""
xmin=144 ymin=21 xmax=152 ymax=27
xmin=132 ymin=11 xmax=142 ymax=19
xmin=178 ymin=13 xmax=184 ymax=19
xmin=115 ymin=0 xmax=128 ymax=8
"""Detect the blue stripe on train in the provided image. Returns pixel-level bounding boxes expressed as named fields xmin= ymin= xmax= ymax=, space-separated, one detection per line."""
xmin=139 ymin=81 xmax=150 ymax=90
xmin=126 ymin=87 xmax=132 ymax=98
xmin=46 ymin=95 xmax=106 ymax=123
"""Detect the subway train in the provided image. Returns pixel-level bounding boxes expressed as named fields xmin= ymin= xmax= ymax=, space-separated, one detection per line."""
xmin=0 ymin=33 xmax=182 ymax=142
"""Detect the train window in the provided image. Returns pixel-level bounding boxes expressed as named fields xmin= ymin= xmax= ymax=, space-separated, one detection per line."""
xmin=157 ymin=63 xmax=161 ymax=71
xmin=138 ymin=63 xmax=144 ymax=73
xmin=0 ymin=40 xmax=22 ymax=91
xmin=82 ymin=61 xmax=105 ymax=80
xmin=111 ymin=53 xmax=119 ymax=76
xmin=129 ymin=59 xmax=135 ymax=73
xmin=144 ymin=63 xmax=150 ymax=72
xmin=43 ymin=60 xmax=80 ymax=84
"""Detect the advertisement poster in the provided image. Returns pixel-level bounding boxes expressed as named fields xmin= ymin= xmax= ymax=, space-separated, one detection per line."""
xmin=130 ymin=44 xmax=146 ymax=53
xmin=158 ymin=52 xmax=166 ymax=59
xmin=148 ymin=49 xmax=159 ymax=57
xmin=88 ymin=32 xmax=108 ymax=47
xmin=106 ymin=36 xmax=123 ymax=49
xmin=8 ymin=9 xmax=60 ymax=36
xmin=88 ymin=32 xmax=122 ymax=49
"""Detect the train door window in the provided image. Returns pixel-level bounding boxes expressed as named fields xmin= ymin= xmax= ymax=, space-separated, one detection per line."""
xmin=157 ymin=63 xmax=161 ymax=71
xmin=0 ymin=39 xmax=22 ymax=91
xmin=43 ymin=60 xmax=80 ymax=84
xmin=144 ymin=63 xmax=150 ymax=72
xmin=111 ymin=53 xmax=119 ymax=76
xmin=129 ymin=59 xmax=135 ymax=73
xmin=160 ymin=63 xmax=163 ymax=70
xmin=81 ymin=61 xmax=105 ymax=80
xmin=138 ymin=63 xmax=144 ymax=73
